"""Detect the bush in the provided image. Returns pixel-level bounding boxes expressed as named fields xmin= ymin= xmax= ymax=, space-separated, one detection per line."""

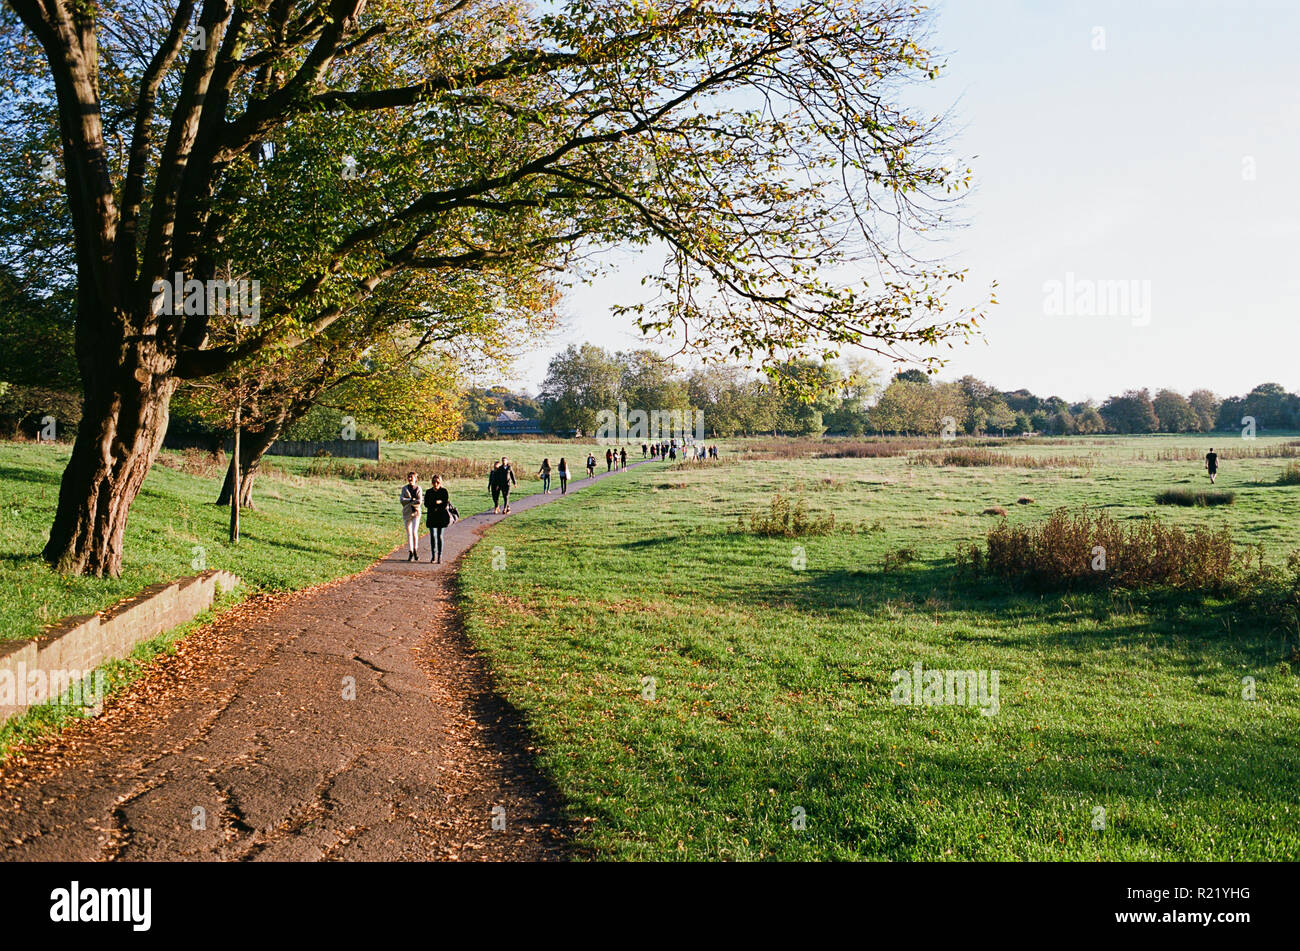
xmin=1277 ymin=463 xmax=1300 ymax=486
xmin=961 ymin=506 xmax=1247 ymax=592
xmin=881 ymin=546 xmax=917 ymax=571
xmin=911 ymin=448 xmax=1092 ymax=469
xmin=302 ymin=456 xmax=511 ymax=482
xmin=740 ymin=495 xmax=835 ymax=537
xmin=982 ymin=506 xmax=1008 ymax=516
xmin=1154 ymin=489 xmax=1236 ymax=507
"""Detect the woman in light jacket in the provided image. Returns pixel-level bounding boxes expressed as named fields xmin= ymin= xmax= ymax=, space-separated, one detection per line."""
xmin=400 ymin=471 xmax=422 ymax=561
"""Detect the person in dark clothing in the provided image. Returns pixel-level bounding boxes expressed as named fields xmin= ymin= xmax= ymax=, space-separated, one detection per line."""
xmin=642 ymin=443 xmax=648 ymax=458
xmin=620 ymin=447 xmax=627 ymax=469
xmin=538 ymin=458 xmax=552 ymax=494
xmin=424 ymin=475 xmax=451 ymax=564
xmin=605 ymin=448 xmax=613 ymax=471
xmin=1206 ymin=448 xmax=1219 ymax=484
xmin=586 ymin=452 xmax=596 ymax=478
xmin=491 ymin=456 xmax=518 ymax=513
xmin=489 ymin=461 xmax=502 ymax=513
xmin=558 ymin=457 xmax=570 ymax=494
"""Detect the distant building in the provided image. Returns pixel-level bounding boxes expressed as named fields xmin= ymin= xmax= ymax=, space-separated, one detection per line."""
xmin=478 ymin=410 xmax=542 ymax=435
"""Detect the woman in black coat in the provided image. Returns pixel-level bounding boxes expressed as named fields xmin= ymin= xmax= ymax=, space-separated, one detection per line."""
xmin=424 ymin=475 xmax=451 ymax=564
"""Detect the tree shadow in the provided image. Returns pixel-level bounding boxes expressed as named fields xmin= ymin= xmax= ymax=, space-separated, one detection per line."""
xmin=725 ymin=558 xmax=1287 ymax=674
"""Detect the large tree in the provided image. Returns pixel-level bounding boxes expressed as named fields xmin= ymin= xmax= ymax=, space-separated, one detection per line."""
xmin=7 ymin=0 xmax=982 ymax=576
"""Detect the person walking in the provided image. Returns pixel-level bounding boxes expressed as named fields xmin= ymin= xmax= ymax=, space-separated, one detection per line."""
xmin=558 ymin=457 xmax=570 ymax=494
xmin=538 ymin=458 xmax=552 ymax=494
xmin=620 ymin=446 xmax=627 ymax=469
xmin=495 ymin=456 xmax=517 ymax=513
xmin=605 ymin=448 xmax=613 ymax=472
xmin=587 ymin=452 xmax=596 ymax=478
xmin=641 ymin=443 xmax=648 ymax=459
xmin=489 ymin=461 xmax=502 ymax=514
xmin=1205 ymin=447 xmax=1219 ymax=484
xmin=400 ymin=471 xmax=422 ymax=561
xmin=424 ymin=475 xmax=451 ymax=564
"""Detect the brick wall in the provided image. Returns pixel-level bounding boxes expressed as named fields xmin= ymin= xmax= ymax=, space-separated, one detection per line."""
xmin=0 ymin=570 xmax=240 ymax=724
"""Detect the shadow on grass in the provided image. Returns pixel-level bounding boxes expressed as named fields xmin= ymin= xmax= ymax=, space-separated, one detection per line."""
xmin=0 ymin=464 xmax=63 ymax=488
xmin=732 ymin=559 xmax=1288 ymax=671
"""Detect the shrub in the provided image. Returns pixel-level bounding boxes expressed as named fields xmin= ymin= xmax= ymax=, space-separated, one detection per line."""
xmin=982 ymin=506 xmax=1008 ymax=516
xmin=1277 ymin=463 xmax=1300 ymax=486
xmin=740 ymin=495 xmax=835 ymax=537
xmin=966 ymin=506 xmax=1247 ymax=593
xmin=881 ymin=546 xmax=917 ymax=571
xmin=1154 ymin=489 xmax=1236 ymax=507
xmin=1017 ymin=496 xmax=1035 ymax=505
xmin=1137 ymin=445 xmax=1300 ymax=461
xmin=155 ymin=448 xmax=222 ymax=477
xmin=911 ymin=449 xmax=1092 ymax=469
xmin=303 ymin=456 xmax=515 ymax=482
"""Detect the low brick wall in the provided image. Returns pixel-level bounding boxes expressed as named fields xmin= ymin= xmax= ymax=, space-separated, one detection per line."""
xmin=0 ymin=570 xmax=240 ymax=724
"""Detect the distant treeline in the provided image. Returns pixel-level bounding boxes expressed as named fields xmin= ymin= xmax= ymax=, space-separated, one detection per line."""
xmin=519 ymin=345 xmax=1299 ymax=438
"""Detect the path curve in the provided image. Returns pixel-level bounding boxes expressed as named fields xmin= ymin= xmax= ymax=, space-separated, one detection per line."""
xmin=0 ymin=456 xmax=654 ymax=861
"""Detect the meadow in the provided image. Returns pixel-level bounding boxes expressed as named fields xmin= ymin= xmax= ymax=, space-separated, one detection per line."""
xmin=457 ymin=434 xmax=1300 ymax=860
xmin=0 ymin=437 xmax=571 ymax=643
xmin=2 ymin=433 xmax=1298 ymax=860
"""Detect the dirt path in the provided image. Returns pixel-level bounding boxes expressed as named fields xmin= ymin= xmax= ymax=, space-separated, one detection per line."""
xmin=0 ymin=457 xmax=653 ymax=861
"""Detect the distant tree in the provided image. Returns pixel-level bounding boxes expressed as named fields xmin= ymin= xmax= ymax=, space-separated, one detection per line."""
xmin=931 ymin=382 xmax=970 ymax=435
xmin=983 ymin=398 xmax=1016 ymax=436
xmin=1073 ymin=404 xmax=1105 ymax=434
xmin=1188 ymin=389 xmax=1221 ymax=432
xmin=1048 ymin=409 xmax=1075 ymax=435
xmin=1002 ymin=388 xmax=1041 ymax=416
xmin=823 ymin=356 xmax=883 ymax=435
xmin=1235 ymin=383 xmax=1300 ymax=431
xmin=870 ymin=379 xmax=933 ymax=434
xmin=892 ymin=368 xmax=931 ymax=386
xmin=618 ymin=350 xmax=689 ymax=416
xmin=539 ymin=344 xmax=620 ymax=436
xmin=0 ymin=266 xmax=78 ymax=390
xmin=1152 ymin=389 xmax=1199 ymax=433
xmin=1100 ymin=389 xmax=1160 ymax=434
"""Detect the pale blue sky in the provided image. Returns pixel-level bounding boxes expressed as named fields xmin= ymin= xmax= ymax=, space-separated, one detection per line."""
xmin=507 ymin=0 xmax=1300 ymax=403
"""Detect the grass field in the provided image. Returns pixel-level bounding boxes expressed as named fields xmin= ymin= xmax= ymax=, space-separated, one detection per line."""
xmin=3 ymin=433 xmax=1299 ymax=860
xmin=0 ymin=437 xmax=581 ymax=643
xmin=458 ymin=434 xmax=1300 ymax=860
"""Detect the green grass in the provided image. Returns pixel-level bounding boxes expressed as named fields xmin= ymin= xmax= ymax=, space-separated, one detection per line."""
xmin=458 ymin=435 xmax=1300 ymax=860
xmin=0 ymin=437 xmax=583 ymax=644
xmin=0 ymin=441 xmax=403 ymax=643
xmin=4 ymin=433 xmax=1299 ymax=859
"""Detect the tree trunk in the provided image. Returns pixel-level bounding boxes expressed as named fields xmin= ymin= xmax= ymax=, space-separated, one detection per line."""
xmin=42 ymin=365 xmax=178 ymax=578
xmin=215 ymin=421 xmax=282 ymax=508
